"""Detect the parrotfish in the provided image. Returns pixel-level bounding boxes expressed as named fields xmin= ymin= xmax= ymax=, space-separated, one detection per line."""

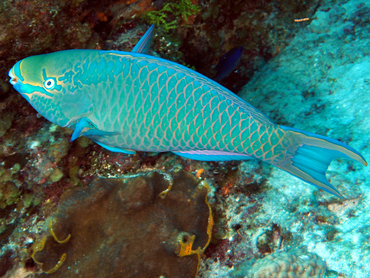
xmin=213 ymin=46 xmax=244 ymax=82
xmin=8 ymin=26 xmax=367 ymax=198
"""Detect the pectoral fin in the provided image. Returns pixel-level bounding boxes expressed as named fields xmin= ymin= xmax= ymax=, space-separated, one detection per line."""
xmin=70 ymin=118 xmax=119 ymax=141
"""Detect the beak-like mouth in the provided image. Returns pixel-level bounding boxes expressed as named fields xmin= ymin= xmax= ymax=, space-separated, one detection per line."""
xmin=8 ymin=69 xmax=18 ymax=85
xmin=9 ymin=77 xmax=18 ymax=85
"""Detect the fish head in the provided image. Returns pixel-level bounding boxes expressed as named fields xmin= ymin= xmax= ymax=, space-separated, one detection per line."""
xmin=9 ymin=50 xmax=94 ymax=127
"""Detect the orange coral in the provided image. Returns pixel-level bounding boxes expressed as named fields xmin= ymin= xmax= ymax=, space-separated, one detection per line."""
xmin=220 ymin=179 xmax=233 ymax=197
xmin=96 ymin=12 xmax=108 ymax=22
xmin=195 ymin=168 xmax=204 ymax=178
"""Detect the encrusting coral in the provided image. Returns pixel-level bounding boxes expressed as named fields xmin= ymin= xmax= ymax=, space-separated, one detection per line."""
xmin=31 ymin=170 xmax=213 ymax=277
xmin=248 ymin=248 xmax=327 ymax=278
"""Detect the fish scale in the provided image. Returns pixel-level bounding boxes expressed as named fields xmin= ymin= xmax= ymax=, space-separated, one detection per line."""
xmin=90 ymin=53 xmax=252 ymax=154
xmin=8 ymin=49 xmax=367 ymax=197
xmin=112 ymin=55 xmax=235 ymax=151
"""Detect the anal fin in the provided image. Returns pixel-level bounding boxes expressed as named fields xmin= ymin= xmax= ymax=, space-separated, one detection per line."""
xmin=94 ymin=141 xmax=136 ymax=154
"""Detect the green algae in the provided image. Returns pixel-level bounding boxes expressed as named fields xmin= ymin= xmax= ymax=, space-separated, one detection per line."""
xmin=21 ymin=192 xmax=34 ymax=208
xmin=76 ymin=136 xmax=92 ymax=148
xmin=49 ymin=169 xmax=64 ymax=183
xmin=0 ymin=181 xmax=20 ymax=209
xmin=143 ymin=0 xmax=201 ymax=32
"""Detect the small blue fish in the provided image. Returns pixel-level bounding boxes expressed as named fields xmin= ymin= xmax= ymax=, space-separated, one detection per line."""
xmin=213 ymin=46 xmax=244 ymax=82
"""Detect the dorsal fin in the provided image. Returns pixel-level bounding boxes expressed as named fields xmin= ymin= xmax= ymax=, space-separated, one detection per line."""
xmin=132 ymin=24 xmax=155 ymax=54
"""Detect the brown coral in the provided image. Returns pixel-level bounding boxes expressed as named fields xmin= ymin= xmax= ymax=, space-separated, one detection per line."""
xmin=32 ymin=170 xmax=212 ymax=277
xmin=249 ymin=249 xmax=327 ymax=278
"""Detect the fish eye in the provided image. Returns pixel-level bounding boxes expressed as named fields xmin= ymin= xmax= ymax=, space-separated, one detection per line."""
xmin=44 ymin=78 xmax=55 ymax=89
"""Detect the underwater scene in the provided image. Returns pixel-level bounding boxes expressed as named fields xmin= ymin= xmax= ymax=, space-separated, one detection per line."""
xmin=0 ymin=0 xmax=369 ymax=277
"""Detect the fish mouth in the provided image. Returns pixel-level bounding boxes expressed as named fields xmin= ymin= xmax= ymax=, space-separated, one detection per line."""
xmin=8 ymin=69 xmax=18 ymax=85
xmin=8 ymin=66 xmax=26 ymax=95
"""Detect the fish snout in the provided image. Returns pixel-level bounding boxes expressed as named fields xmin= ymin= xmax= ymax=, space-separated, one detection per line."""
xmin=8 ymin=68 xmax=18 ymax=85
xmin=8 ymin=67 xmax=26 ymax=94
xmin=8 ymin=60 xmax=24 ymax=87
xmin=9 ymin=76 xmax=18 ymax=85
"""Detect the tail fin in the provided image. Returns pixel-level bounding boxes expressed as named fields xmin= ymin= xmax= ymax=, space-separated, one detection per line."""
xmin=274 ymin=126 xmax=367 ymax=198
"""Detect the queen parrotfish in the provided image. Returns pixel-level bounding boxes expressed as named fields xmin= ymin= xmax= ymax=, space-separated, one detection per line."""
xmin=8 ymin=25 xmax=367 ymax=198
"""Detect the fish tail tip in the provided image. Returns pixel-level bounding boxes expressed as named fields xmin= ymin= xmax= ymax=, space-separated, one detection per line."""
xmin=275 ymin=126 xmax=366 ymax=197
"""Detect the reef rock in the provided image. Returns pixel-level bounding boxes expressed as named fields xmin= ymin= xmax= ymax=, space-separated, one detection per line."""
xmin=32 ymin=170 xmax=212 ymax=277
xmin=249 ymin=249 xmax=327 ymax=278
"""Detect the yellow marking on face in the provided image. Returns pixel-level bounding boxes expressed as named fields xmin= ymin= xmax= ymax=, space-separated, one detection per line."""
xmin=25 ymin=90 xmax=54 ymax=100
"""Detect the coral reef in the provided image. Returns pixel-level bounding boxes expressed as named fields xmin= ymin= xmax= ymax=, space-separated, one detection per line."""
xmin=31 ymin=170 xmax=213 ymax=277
xmin=0 ymin=1 xmax=94 ymax=88
xmin=1 ymin=0 xmax=369 ymax=277
xmin=180 ymin=0 xmax=321 ymax=91
xmin=246 ymin=249 xmax=327 ymax=278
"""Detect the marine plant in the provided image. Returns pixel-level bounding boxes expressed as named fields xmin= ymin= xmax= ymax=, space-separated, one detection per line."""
xmin=142 ymin=0 xmax=201 ymax=32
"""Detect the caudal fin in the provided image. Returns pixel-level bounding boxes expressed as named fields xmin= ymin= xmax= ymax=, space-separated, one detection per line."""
xmin=274 ymin=126 xmax=367 ymax=198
